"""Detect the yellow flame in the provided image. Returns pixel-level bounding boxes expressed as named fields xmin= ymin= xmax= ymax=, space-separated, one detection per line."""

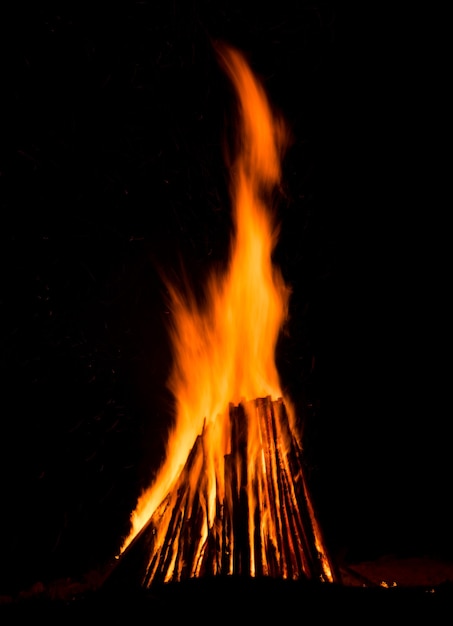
xmin=120 ymin=43 xmax=293 ymax=555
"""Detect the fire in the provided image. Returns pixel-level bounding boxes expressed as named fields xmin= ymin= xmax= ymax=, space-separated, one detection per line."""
xmin=118 ymin=42 xmax=335 ymax=584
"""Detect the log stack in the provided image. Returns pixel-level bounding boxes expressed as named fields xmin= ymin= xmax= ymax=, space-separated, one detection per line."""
xmin=107 ymin=397 xmax=339 ymax=590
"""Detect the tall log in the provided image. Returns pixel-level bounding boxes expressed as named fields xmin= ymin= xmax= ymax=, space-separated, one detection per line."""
xmin=229 ymin=402 xmax=251 ymax=576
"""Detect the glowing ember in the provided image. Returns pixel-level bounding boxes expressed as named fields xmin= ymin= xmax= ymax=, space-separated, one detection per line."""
xmin=117 ymin=42 xmax=336 ymax=585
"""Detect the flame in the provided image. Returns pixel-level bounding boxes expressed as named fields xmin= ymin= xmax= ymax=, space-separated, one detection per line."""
xmin=118 ymin=44 xmax=332 ymax=583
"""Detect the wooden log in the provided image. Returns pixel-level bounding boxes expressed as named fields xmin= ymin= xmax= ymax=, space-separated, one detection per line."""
xmin=222 ymin=453 xmax=234 ymax=575
xmin=145 ymin=491 xmax=183 ymax=585
xmin=199 ymin=482 xmax=224 ymax=577
xmin=229 ymin=402 xmax=251 ymax=576
xmin=252 ymin=473 xmax=263 ymax=577
xmin=275 ymin=439 xmax=304 ymax=578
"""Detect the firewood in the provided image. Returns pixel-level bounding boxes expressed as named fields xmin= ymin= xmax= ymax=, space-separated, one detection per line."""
xmin=110 ymin=397 xmax=339 ymax=588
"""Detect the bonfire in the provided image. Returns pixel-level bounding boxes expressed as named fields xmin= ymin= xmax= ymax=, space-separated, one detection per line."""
xmin=111 ymin=42 xmax=338 ymax=588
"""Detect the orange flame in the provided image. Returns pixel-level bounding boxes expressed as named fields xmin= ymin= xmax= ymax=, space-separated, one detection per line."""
xmin=121 ymin=43 xmax=299 ymax=562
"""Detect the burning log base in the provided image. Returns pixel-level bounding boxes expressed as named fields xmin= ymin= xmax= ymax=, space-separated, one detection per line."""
xmin=110 ymin=397 xmax=338 ymax=588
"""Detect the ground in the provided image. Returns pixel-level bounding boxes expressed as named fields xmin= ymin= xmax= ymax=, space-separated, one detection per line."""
xmin=1 ymin=555 xmax=453 ymax=620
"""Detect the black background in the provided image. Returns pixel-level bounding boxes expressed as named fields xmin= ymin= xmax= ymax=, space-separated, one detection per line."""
xmin=0 ymin=1 xmax=450 ymax=595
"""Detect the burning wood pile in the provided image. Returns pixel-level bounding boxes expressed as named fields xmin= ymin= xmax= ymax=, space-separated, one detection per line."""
xmin=109 ymin=42 xmax=339 ymax=590
xmin=111 ymin=397 xmax=335 ymax=587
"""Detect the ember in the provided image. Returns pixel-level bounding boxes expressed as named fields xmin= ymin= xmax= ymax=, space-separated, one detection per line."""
xmin=114 ymin=42 xmax=338 ymax=587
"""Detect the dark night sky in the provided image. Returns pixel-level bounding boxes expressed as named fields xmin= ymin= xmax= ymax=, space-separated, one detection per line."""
xmin=0 ymin=2 xmax=450 ymax=595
